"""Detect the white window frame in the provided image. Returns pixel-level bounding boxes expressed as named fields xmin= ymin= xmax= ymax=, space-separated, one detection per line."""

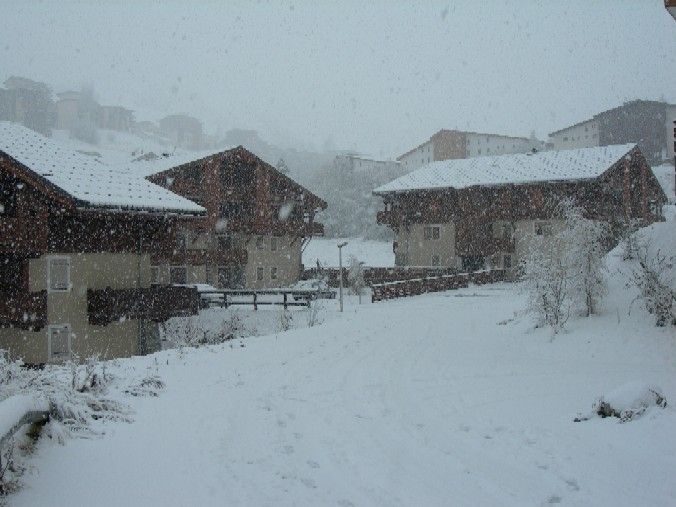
xmin=256 ymin=236 xmax=266 ymax=250
xmin=270 ymin=266 xmax=278 ymax=280
xmin=169 ymin=265 xmax=187 ymax=285
xmin=256 ymin=266 xmax=265 ymax=281
xmin=48 ymin=324 xmax=72 ymax=361
xmin=270 ymin=236 xmax=278 ymax=252
xmin=47 ymin=255 xmax=71 ymax=293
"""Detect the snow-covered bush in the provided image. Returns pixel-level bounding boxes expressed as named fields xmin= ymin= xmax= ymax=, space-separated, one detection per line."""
xmin=522 ymin=237 xmax=571 ymax=333
xmin=628 ymin=242 xmax=675 ymax=327
xmin=306 ymin=300 xmax=325 ymax=328
xmin=278 ymin=307 xmax=293 ymax=332
xmin=575 ymin=382 xmax=667 ymax=423
xmin=522 ymin=199 xmax=609 ymax=331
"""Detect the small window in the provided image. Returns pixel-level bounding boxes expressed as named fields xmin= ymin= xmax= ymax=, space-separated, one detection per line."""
xmin=270 ymin=267 xmax=278 ymax=280
xmin=256 ymin=236 xmax=266 ymax=250
xmin=48 ymin=325 xmax=71 ymax=361
xmin=424 ymin=226 xmax=440 ymax=240
xmin=256 ymin=267 xmax=264 ymax=281
xmin=503 ymin=255 xmax=512 ymax=270
xmin=270 ymin=237 xmax=278 ymax=252
xmin=431 ymin=255 xmax=440 ymax=267
xmin=48 ymin=256 xmax=70 ymax=292
xmin=150 ymin=266 xmax=159 ymax=285
xmin=534 ymin=221 xmax=553 ymax=237
xmin=170 ymin=266 xmax=187 ymax=284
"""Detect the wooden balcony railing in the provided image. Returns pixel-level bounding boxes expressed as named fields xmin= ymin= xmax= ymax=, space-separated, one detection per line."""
xmin=87 ymin=285 xmax=199 ymax=326
xmin=157 ymin=247 xmax=248 ymax=267
xmin=0 ymin=218 xmax=48 ymax=255
xmin=0 ymin=290 xmax=47 ymax=330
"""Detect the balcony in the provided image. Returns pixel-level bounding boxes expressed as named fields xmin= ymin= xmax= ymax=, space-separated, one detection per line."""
xmin=161 ymin=247 xmax=248 ymax=267
xmin=0 ymin=218 xmax=48 ymax=255
xmin=0 ymin=290 xmax=47 ymax=330
xmin=456 ymin=236 xmax=515 ymax=257
xmin=87 ymin=285 xmax=199 ymax=326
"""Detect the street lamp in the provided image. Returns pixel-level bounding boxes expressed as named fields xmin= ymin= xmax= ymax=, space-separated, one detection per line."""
xmin=337 ymin=241 xmax=348 ymax=312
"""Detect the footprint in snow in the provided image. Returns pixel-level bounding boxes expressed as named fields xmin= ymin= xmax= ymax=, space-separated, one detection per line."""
xmin=282 ymin=445 xmax=295 ymax=455
xmin=300 ymin=477 xmax=317 ymax=489
xmin=307 ymin=460 xmax=320 ymax=469
xmin=546 ymin=495 xmax=562 ymax=504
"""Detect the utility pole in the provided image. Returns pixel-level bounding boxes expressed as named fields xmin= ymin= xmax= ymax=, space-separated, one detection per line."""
xmin=337 ymin=241 xmax=348 ymax=312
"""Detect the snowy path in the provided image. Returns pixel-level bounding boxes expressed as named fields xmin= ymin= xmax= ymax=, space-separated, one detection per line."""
xmin=13 ymin=286 xmax=676 ymax=506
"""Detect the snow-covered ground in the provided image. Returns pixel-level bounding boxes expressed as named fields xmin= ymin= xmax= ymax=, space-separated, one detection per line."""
xmin=7 ymin=218 xmax=676 ymax=506
xmin=303 ymin=237 xmax=394 ymax=268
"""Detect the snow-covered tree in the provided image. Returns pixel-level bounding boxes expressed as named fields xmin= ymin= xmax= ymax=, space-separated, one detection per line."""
xmin=347 ymin=255 xmax=367 ymax=304
xmin=561 ymin=201 xmax=608 ymax=317
xmin=522 ymin=199 xmax=609 ymax=331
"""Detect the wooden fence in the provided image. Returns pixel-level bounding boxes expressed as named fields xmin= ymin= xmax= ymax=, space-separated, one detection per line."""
xmin=302 ymin=266 xmax=459 ymax=288
xmin=371 ymin=269 xmax=506 ymax=302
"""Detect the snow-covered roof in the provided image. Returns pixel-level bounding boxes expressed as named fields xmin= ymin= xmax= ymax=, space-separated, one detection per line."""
xmin=375 ymin=144 xmax=637 ymax=194
xmin=125 ymin=147 xmax=235 ymax=177
xmin=0 ymin=122 xmax=205 ymax=214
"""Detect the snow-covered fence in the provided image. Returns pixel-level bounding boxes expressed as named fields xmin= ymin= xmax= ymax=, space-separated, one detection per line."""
xmin=371 ymin=269 xmax=505 ymax=302
xmin=302 ymin=266 xmax=458 ymax=288
xmin=198 ymin=288 xmax=335 ymax=310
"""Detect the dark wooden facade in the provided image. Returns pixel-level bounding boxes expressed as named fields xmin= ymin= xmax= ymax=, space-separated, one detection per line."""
xmin=146 ymin=146 xmax=327 ymax=268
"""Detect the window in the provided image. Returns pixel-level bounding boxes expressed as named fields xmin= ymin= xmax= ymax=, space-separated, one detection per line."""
xmin=534 ymin=221 xmax=553 ymax=237
xmin=256 ymin=266 xmax=264 ymax=281
xmin=270 ymin=236 xmax=278 ymax=252
xmin=424 ymin=226 xmax=440 ymax=240
xmin=217 ymin=234 xmax=233 ymax=250
xmin=48 ymin=325 xmax=71 ymax=361
xmin=256 ymin=236 xmax=266 ymax=250
xmin=270 ymin=267 xmax=278 ymax=280
xmin=48 ymin=256 xmax=70 ymax=292
xmin=150 ymin=266 xmax=159 ymax=285
xmin=431 ymin=255 xmax=440 ymax=267
xmin=503 ymin=255 xmax=512 ymax=269
xmin=169 ymin=266 xmax=187 ymax=284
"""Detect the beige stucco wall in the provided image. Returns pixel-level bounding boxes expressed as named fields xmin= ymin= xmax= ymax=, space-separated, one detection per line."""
xmin=245 ymin=234 xmax=302 ymax=289
xmin=394 ymin=222 xmax=457 ymax=268
xmin=0 ymin=252 xmax=153 ymax=364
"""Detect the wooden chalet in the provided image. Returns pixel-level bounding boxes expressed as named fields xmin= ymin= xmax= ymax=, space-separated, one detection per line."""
xmin=134 ymin=147 xmax=327 ymax=289
xmin=374 ymin=144 xmax=667 ymax=272
xmin=0 ymin=122 xmax=204 ymax=364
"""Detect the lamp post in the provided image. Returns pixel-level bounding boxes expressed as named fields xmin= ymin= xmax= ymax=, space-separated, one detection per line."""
xmin=337 ymin=241 xmax=348 ymax=312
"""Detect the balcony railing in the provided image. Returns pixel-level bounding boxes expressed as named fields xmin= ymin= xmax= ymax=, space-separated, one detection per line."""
xmin=0 ymin=290 xmax=47 ymax=330
xmin=159 ymin=247 xmax=248 ymax=267
xmin=87 ymin=285 xmax=199 ymax=326
xmin=0 ymin=218 xmax=48 ymax=255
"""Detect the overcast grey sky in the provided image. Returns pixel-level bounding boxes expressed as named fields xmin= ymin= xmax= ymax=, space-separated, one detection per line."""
xmin=1 ymin=0 xmax=674 ymax=158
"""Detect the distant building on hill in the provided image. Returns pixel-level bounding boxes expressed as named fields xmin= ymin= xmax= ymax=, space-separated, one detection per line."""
xmin=0 ymin=76 xmax=55 ymax=135
xmin=397 ymin=129 xmax=541 ymax=171
xmin=334 ymin=154 xmax=401 ymax=179
xmin=159 ymin=114 xmax=203 ymax=150
xmin=548 ymin=100 xmax=676 ymax=165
